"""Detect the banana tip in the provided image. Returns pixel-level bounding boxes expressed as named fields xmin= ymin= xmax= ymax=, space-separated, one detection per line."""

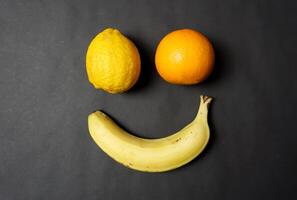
xmin=200 ymin=95 xmax=213 ymax=103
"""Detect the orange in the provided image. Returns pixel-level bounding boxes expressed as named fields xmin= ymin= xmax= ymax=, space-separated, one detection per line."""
xmin=155 ymin=29 xmax=215 ymax=85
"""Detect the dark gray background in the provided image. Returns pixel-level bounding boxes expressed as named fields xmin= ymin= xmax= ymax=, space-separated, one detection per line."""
xmin=0 ymin=0 xmax=296 ymax=199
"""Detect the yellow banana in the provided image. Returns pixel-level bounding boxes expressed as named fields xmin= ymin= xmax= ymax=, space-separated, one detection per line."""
xmin=88 ymin=95 xmax=213 ymax=172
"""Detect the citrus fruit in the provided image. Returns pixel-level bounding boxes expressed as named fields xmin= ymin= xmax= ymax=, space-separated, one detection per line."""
xmin=86 ymin=28 xmax=141 ymax=93
xmin=155 ymin=29 xmax=215 ymax=85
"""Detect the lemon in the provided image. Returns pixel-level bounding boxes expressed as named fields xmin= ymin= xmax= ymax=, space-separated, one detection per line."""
xmin=86 ymin=28 xmax=141 ymax=93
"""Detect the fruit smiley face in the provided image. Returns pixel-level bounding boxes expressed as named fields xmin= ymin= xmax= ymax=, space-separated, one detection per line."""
xmin=86 ymin=28 xmax=215 ymax=172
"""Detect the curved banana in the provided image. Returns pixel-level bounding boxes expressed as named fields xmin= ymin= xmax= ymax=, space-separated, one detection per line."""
xmin=88 ymin=95 xmax=213 ymax=172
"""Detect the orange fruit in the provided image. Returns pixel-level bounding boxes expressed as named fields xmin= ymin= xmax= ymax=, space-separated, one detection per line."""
xmin=155 ymin=29 xmax=215 ymax=85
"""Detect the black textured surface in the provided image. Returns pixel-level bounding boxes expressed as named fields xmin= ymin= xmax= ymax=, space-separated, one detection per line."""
xmin=1 ymin=0 xmax=297 ymax=199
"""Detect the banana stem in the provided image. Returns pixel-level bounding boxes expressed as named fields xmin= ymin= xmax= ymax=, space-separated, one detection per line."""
xmin=195 ymin=95 xmax=213 ymax=121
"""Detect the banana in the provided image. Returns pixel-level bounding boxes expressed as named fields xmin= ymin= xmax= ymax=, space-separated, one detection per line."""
xmin=88 ymin=95 xmax=213 ymax=172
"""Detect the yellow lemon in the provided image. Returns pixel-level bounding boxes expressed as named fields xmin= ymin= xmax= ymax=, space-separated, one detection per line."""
xmin=86 ymin=28 xmax=141 ymax=93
